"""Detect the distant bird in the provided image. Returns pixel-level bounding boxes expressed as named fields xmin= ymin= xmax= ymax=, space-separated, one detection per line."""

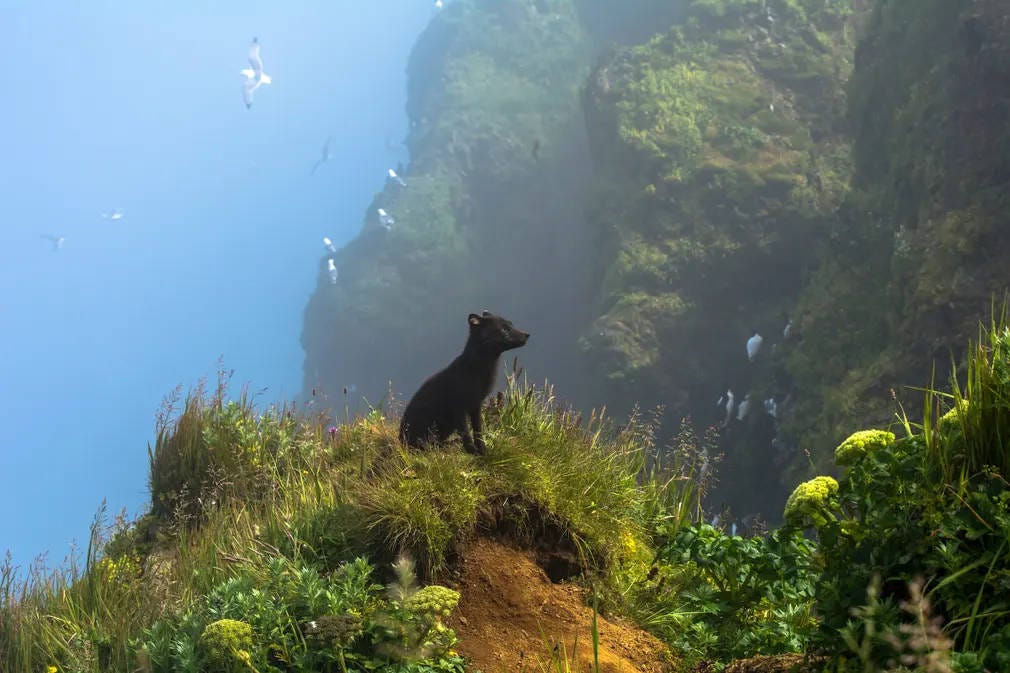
xmin=240 ymin=37 xmax=272 ymax=109
xmin=783 ymin=318 xmax=793 ymax=339
xmin=323 ymin=237 xmax=336 ymax=253
xmin=737 ymin=394 xmax=752 ymax=421
xmin=721 ymin=389 xmax=736 ymax=428
xmin=377 ymin=208 xmax=395 ymax=230
xmin=40 ymin=234 xmax=65 ymax=251
xmin=746 ymin=331 xmax=763 ymax=362
xmin=311 ymin=137 xmax=333 ymax=175
xmin=327 ymin=259 xmax=338 ymax=285
xmin=387 ymin=168 xmax=407 ymax=187
xmin=101 ymin=208 xmax=124 ymax=221
xmin=764 ymin=397 xmax=778 ymax=419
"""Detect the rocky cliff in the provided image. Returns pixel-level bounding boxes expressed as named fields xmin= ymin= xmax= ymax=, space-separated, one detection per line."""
xmin=301 ymin=0 xmax=1010 ymax=517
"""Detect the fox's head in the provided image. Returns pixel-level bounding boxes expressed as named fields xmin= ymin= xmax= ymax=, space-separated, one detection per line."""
xmin=467 ymin=310 xmax=530 ymax=355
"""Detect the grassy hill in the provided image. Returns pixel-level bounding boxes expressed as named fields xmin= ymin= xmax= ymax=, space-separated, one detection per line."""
xmin=5 ymin=320 xmax=1010 ymax=671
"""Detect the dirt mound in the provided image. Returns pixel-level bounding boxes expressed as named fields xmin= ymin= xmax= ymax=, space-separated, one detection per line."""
xmin=442 ymin=537 xmax=675 ymax=673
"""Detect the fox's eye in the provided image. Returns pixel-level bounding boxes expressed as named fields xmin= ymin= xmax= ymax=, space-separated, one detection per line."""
xmin=501 ymin=327 xmax=509 ymax=335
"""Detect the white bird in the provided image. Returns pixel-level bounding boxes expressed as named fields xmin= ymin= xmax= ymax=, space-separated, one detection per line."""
xmin=101 ymin=208 xmax=124 ymax=221
xmin=737 ymin=394 xmax=752 ymax=421
xmin=327 ymin=259 xmax=338 ymax=285
xmin=746 ymin=332 xmax=763 ymax=362
xmin=387 ymin=168 xmax=407 ymax=187
xmin=721 ymin=390 xmax=736 ymax=428
xmin=435 ymin=0 xmax=443 ymax=8
xmin=40 ymin=234 xmax=65 ymax=251
xmin=311 ymin=137 xmax=332 ymax=175
xmin=240 ymin=37 xmax=272 ymax=109
xmin=764 ymin=397 xmax=778 ymax=419
xmin=323 ymin=237 xmax=336 ymax=253
xmin=377 ymin=208 xmax=395 ymax=230
xmin=783 ymin=318 xmax=793 ymax=339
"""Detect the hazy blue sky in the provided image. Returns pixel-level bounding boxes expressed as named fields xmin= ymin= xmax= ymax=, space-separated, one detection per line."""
xmin=0 ymin=1 xmax=433 ymax=572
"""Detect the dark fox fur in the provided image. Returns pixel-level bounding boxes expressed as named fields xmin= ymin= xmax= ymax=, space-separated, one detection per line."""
xmin=399 ymin=311 xmax=530 ymax=454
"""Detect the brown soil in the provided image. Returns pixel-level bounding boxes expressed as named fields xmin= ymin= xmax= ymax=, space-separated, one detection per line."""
xmin=441 ymin=537 xmax=675 ymax=673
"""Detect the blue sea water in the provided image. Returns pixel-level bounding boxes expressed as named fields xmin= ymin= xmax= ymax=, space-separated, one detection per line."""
xmin=0 ymin=1 xmax=433 ymax=573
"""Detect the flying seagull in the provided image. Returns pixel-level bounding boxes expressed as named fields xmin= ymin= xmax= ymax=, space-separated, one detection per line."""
xmin=311 ymin=137 xmax=333 ymax=176
xmin=387 ymin=168 xmax=407 ymax=187
xmin=40 ymin=234 xmax=65 ymax=251
xmin=240 ymin=37 xmax=272 ymax=109
xmin=101 ymin=208 xmax=124 ymax=221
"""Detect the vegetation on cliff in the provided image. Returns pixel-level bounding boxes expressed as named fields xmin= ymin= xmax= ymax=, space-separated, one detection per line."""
xmin=785 ymin=0 xmax=1010 ymax=470
xmin=301 ymin=0 xmax=599 ymax=414
xmin=580 ymin=0 xmax=856 ymax=510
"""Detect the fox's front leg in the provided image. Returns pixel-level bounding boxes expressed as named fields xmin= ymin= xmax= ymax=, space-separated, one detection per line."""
xmin=468 ymin=407 xmax=486 ymax=455
xmin=453 ymin=409 xmax=477 ymax=454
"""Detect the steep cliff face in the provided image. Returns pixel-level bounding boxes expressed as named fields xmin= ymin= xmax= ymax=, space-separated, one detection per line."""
xmin=580 ymin=0 xmax=855 ymax=510
xmin=301 ymin=0 xmax=1010 ymax=518
xmin=301 ymin=0 xmax=600 ymax=410
xmin=785 ymin=0 xmax=1010 ymax=471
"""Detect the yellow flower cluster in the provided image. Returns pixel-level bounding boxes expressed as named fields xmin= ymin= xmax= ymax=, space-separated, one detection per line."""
xmin=937 ymin=399 xmax=969 ymax=435
xmin=784 ymin=476 xmax=839 ymax=528
xmin=834 ymin=429 xmax=895 ymax=466
xmin=199 ymin=619 xmax=254 ymax=673
xmin=98 ymin=554 xmax=141 ymax=583
xmin=404 ymin=585 xmax=460 ymax=619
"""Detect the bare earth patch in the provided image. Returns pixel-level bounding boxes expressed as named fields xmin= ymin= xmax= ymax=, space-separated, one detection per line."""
xmin=441 ymin=537 xmax=675 ymax=673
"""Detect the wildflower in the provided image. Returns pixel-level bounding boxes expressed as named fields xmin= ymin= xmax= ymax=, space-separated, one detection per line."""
xmin=784 ymin=476 xmax=839 ymax=529
xmin=404 ymin=585 xmax=461 ymax=620
xmin=834 ymin=429 xmax=895 ymax=466
xmin=327 ymin=425 xmax=339 ymax=441
xmin=48 ymin=667 xmax=58 ymax=673
xmin=937 ymin=399 xmax=969 ymax=435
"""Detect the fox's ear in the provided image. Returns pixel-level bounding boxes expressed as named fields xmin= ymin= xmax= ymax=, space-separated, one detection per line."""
xmin=481 ymin=310 xmax=492 ymax=318
xmin=468 ymin=313 xmax=482 ymax=327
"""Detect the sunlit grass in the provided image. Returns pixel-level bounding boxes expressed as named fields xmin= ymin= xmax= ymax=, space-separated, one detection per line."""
xmin=0 ymin=365 xmax=707 ymax=672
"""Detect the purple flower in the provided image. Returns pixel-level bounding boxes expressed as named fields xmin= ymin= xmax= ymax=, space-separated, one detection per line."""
xmin=327 ymin=426 xmax=339 ymax=441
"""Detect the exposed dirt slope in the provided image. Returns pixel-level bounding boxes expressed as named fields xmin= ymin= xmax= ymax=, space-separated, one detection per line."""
xmin=442 ymin=537 xmax=674 ymax=673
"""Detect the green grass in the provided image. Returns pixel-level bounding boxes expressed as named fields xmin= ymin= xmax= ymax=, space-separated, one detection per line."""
xmin=0 ymin=368 xmax=704 ymax=673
